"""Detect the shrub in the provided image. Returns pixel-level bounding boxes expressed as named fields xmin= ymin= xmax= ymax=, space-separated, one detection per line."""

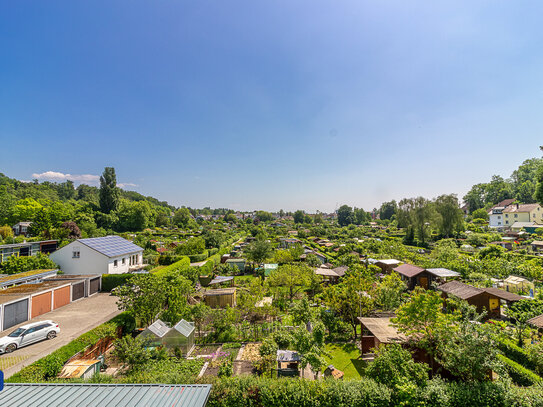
xmin=188 ymin=251 xmax=209 ymax=263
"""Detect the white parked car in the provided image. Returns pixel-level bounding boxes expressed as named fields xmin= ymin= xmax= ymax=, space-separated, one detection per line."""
xmin=0 ymin=320 xmax=60 ymax=353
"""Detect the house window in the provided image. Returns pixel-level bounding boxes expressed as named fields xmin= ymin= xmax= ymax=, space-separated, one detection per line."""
xmin=498 ymin=222 xmax=501 ymax=225
xmin=498 ymin=216 xmax=501 ymax=219
xmin=114 ymin=260 xmax=118 ymax=267
xmin=72 ymin=251 xmax=80 ymax=258
xmin=505 ymin=214 xmax=509 ymax=218
xmin=514 ymin=214 xmax=518 ymax=218
xmin=122 ymin=258 xmax=126 ymax=265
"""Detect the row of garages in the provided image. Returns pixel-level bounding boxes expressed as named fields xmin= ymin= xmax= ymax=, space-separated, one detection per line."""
xmin=0 ymin=275 xmax=102 ymax=332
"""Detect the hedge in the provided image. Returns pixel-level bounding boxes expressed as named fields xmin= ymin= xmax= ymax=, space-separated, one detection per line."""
xmin=188 ymin=251 xmax=209 ymax=263
xmin=203 ymin=376 xmax=543 ymax=407
xmin=498 ymin=355 xmax=542 ymax=387
xmin=152 ymin=256 xmax=191 ymax=277
xmin=7 ymin=312 xmax=135 ymax=383
xmin=497 ymin=338 xmax=541 ymax=373
xmin=102 ymin=273 xmax=133 ymax=292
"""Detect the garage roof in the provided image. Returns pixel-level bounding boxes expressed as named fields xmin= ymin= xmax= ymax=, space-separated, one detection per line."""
xmin=0 ymin=383 xmax=211 ymax=407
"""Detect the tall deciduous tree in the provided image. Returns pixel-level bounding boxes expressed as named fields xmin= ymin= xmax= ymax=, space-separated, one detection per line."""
xmin=434 ymin=194 xmax=464 ymax=238
xmin=99 ymin=167 xmax=120 ymax=214
xmin=337 ymin=205 xmax=354 ymax=227
xmin=293 ymin=210 xmax=305 ymax=224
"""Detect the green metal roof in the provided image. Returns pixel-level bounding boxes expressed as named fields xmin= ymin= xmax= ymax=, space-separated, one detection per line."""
xmin=0 ymin=383 xmax=211 ymax=407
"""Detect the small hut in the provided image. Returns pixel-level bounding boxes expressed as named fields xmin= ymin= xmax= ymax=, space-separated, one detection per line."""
xmin=503 ymin=276 xmax=534 ymax=296
xmin=277 ymin=350 xmax=301 ymax=377
xmin=204 ymin=288 xmax=237 ymax=308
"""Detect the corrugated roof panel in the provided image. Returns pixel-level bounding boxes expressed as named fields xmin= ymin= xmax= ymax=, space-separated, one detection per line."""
xmin=78 ymin=236 xmax=143 ymax=258
xmin=0 ymin=384 xmax=211 ymax=407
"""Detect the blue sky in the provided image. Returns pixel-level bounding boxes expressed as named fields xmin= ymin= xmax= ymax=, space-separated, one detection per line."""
xmin=1 ymin=1 xmax=542 ymax=212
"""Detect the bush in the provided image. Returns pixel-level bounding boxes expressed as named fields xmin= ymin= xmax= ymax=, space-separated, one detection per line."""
xmin=498 ymin=355 xmax=542 ymax=386
xmin=1 ymin=252 xmax=57 ymax=275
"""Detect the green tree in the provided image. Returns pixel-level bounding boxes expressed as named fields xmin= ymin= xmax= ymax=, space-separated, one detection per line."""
xmin=255 ymin=211 xmax=273 ymax=222
xmin=375 ymin=273 xmax=406 ymax=311
xmin=507 ymin=299 xmax=543 ymax=347
xmin=290 ymin=297 xmax=312 ymax=326
xmin=10 ymin=197 xmax=43 ymax=223
xmin=392 ymin=289 xmax=457 ymax=365
xmin=436 ymin=319 xmax=500 ymax=382
xmin=268 ymin=264 xmax=315 ymax=304
xmin=293 ymin=210 xmax=305 ymax=224
xmin=379 ymin=201 xmax=397 ymax=220
xmin=99 ymin=167 xmax=120 ymax=214
xmin=434 ymin=194 xmax=464 ymax=238
xmin=366 ymin=344 xmax=428 ymax=387
xmin=463 ymin=183 xmax=487 ymax=213
xmin=472 ymin=208 xmax=489 ymax=221
xmin=337 ymin=205 xmax=354 ymax=227
xmin=322 ymin=273 xmax=374 ymax=339
xmin=112 ymin=274 xmax=167 ymax=327
xmin=173 ymin=207 xmax=191 ymax=228
xmin=28 ymin=209 xmax=52 ymax=238
xmin=245 ymin=237 xmax=273 ymax=266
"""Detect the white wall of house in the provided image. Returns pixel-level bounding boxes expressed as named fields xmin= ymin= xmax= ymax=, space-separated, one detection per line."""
xmin=50 ymin=241 xmax=142 ymax=275
xmin=489 ymin=213 xmax=504 ymax=228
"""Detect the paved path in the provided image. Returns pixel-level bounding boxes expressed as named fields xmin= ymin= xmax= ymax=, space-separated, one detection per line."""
xmin=0 ymin=293 xmax=120 ymax=378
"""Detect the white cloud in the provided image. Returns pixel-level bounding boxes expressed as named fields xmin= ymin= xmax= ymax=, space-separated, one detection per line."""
xmin=118 ymin=182 xmax=139 ymax=188
xmin=31 ymin=171 xmax=100 ymax=184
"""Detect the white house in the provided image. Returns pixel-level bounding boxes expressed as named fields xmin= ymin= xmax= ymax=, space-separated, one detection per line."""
xmin=49 ymin=235 xmax=144 ymax=275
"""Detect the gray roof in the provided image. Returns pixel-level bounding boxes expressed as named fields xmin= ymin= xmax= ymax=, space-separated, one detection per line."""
xmin=78 ymin=235 xmax=143 ymax=257
xmin=209 ymin=276 xmax=234 ymax=285
xmin=277 ymin=350 xmax=301 ymax=362
xmin=0 ymin=383 xmax=211 ymax=407
xmin=0 ymin=240 xmax=57 ymax=250
xmin=146 ymin=319 xmax=170 ymax=338
xmin=426 ymin=268 xmax=461 ymax=278
xmin=173 ymin=319 xmax=195 ymax=337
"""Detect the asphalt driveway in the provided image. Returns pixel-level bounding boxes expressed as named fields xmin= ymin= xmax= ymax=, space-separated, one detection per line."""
xmin=0 ymin=293 xmax=120 ymax=378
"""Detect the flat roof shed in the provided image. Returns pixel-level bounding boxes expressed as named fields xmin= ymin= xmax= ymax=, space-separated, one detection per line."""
xmin=0 ymin=383 xmax=212 ymax=407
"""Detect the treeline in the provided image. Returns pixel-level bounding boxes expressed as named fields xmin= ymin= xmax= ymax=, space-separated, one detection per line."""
xmin=463 ymin=157 xmax=543 ymax=213
xmin=0 ymin=168 xmax=177 ymax=238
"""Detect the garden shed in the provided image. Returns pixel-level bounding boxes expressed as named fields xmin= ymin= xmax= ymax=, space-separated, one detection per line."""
xmin=204 ymin=288 xmax=236 ymax=308
xmin=358 ymin=317 xmax=406 ymax=354
xmin=277 ymin=350 xmax=301 ymax=377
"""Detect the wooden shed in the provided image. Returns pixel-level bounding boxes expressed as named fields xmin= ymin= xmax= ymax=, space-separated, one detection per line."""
xmin=437 ymin=281 xmax=523 ymax=318
xmin=358 ymin=317 xmax=406 ymax=354
xmin=204 ymin=288 xmax=236 ymax=308
xmin=393 ymin=264 xmax=431 ymax=290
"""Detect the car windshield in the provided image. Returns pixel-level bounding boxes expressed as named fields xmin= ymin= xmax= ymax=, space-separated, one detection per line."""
xmin=8 ymin=328 xmax=25 ymax=337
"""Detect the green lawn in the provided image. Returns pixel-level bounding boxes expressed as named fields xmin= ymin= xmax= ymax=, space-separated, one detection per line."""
xmin=323 ymin=343 xmax=366 ymax=379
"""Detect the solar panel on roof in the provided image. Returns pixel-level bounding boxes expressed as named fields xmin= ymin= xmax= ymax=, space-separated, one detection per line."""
xmin=78 ymin=236 xmax=143 ymax=257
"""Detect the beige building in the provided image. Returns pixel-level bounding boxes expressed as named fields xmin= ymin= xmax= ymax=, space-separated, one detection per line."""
xmin=502 ymin=203 xmax=543 ymax=228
